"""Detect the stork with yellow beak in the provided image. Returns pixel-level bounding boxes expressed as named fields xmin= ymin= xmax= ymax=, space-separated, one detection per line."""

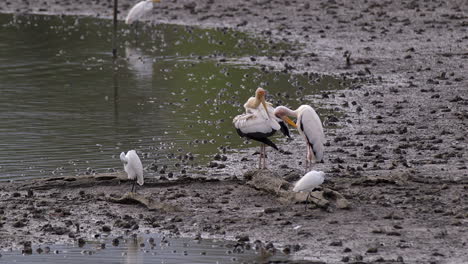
xmin=233 ymin=88 xmax=297 ymax=169
xmin=244 ymin=88 xmax=296 ymax=137
xmin=274 ymin=105 xmax=325 ymax=171
xmin=125 ymin=0 xmax=161 ymax=24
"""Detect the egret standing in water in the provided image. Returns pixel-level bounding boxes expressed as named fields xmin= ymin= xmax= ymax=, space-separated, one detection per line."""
xmin=293 ymin=170 xmax=325 ymax=210
xmin=120 ymin=150 xmax=144 ymax=193
xmin=125 ymin=0 xmax=161 ymax=24
xmin=274 ymin=105 xmax=325 ymax=171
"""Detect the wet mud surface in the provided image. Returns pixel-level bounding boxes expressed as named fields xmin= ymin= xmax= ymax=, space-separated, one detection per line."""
xmin=1 ymin=0 xmax=467 ymax=263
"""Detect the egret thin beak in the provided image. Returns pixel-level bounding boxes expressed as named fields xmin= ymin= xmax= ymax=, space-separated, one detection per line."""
xmin=282 ymin=116 xmax=297 ymax=128
xmin=261 ymin=99 xmax=270 ymax=118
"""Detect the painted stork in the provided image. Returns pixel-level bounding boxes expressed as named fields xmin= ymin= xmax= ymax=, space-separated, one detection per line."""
xmin=274 ymin=105 xmax=325 ymax=170
xmin=244 ymin=87 xmax=295 ymax=138
xmin=234 ymin=88 xmax=296 ymax=169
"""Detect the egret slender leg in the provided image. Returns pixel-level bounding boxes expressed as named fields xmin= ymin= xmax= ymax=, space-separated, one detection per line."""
xmin=263 ymin=144 xmax=267 ymax=169
xmin=304 ymin=192 xmax=311 ymax=211
xmin=131 ymin=179 xmax=136 ymax=193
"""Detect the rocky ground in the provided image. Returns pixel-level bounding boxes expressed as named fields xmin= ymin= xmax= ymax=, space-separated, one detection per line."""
xmin=0 ymin=0 xmax=467 ymax=263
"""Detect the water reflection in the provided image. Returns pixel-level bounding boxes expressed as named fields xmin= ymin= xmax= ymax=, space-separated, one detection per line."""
xmin=125 ymin=236 xmax=143 ymax=264
xmin=0 ymin=13 xmax=346 ymax=180
xmin=0 ymin=234 xmax=290 ymax=263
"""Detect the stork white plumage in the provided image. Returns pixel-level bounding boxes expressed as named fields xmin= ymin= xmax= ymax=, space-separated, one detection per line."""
xmin=120 ymin=150 xmax=144 ymax=192
xmin=125 ymin=0 xmax=160 ymax=25
xmin=234 ymin=107 xmax=280 ymax=169
xmin=234 ymin=88 xmax=296 ymax=169
xmin=244 ymin=88 xmax=295 ymax=138
xmin=274 ymin=105 xmax=325 ymax=171
xmin=293 ymin=170 xmax=325 ymax=210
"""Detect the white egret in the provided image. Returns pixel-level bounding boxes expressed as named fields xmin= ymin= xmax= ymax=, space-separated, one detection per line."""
xmin=293 ymin=170 xmax=325 ymax=209
xmin=120 ymin=150 xmax=144 ymax=192
xmin=274 ymin=105 xmax=325 ymax=170
xmin=125 ymin=0 xmax=161 ymax=25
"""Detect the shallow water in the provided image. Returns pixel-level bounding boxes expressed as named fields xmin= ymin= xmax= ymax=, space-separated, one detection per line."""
xmin=0 ymin=234 xmax=289 ymax=263
xmin=0 ymin=13 xmax=345 ymax=180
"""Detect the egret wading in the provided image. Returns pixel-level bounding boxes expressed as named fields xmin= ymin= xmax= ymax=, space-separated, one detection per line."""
xmin=120 ymin=150 xmax=144 ymax=193
xmin=274 ymin=105 xmax=325 ymax=171
xmin=234 ymin=88 xmax=296 ymax=169
xmin=125 ymin=0 xmax=161 ymax=25
xmin=293 ymin=170 xmax=325 ymax=210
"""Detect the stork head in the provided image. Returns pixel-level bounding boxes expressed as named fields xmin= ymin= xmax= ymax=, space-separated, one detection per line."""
xmin=255 ymin=87 xmax=266 ymax=99
xmin=254 ymin=87 xmax=271 ymax=118
xmin=273 ymin=106 xmax=298 ymax=128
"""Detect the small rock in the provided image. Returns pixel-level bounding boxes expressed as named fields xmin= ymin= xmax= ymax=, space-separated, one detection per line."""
xmin=13 ymin=221 xmax=26 ymax=228
xmin=208 ymin=161 xmax=218 ymax=168
xmin=330 ymin=241 xmax=343 ymax=247
xmin=367 ymin=247 xmax=378 ymax=253
xmin=102 ymin=225 xmax=111 ymax=232
xmin=236 ymin=235 xmax=250 ymax=242
xmin=264 ymin=208 xmax=279 ymax=214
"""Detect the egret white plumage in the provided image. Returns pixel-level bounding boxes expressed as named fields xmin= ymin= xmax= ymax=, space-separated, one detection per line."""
xmin=120 ymin=150 xmax=144 ymax=192
xmin=234 ymin=88 xmax=296 ymax=169
xmin=125 ymin=0 xmax=160 ymax=25
xmin=274 ymin=105 xmax=325 ymax=170
xmin=293 ymin=170 xmax=325 ymax=209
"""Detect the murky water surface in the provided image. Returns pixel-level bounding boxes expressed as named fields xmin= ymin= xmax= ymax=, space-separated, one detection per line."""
xmin=0 ymin=234 xmax=289 ymax=263
xmin=0 ymin=13 xmax=345 ymax=180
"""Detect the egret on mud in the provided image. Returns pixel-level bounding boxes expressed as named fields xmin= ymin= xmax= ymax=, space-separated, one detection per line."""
xmin=120 ymin=150 xmax=144 ymax=192
xmin=293 ymin=170 xmax=325 ymax=209
xmin=274 ymin=105 xmax=325 ymax=170
xmin=125 ymin=0 xmax=161 ymax=24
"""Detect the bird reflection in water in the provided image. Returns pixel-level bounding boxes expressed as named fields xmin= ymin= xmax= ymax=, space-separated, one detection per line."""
xmin=125 ymin=235 xmax=144 ymax=264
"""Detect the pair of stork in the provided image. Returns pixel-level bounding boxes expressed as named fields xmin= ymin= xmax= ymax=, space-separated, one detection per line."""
xmin=233 ymin=88 xmax=325 ymax=171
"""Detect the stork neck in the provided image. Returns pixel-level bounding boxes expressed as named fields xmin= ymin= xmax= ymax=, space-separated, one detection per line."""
xmin=282 ymin=106 xmax=298 ymax=117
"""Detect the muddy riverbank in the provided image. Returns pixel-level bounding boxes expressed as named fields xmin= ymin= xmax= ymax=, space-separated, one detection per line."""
xmin=0 ymin=0 xmax=467 ymax=263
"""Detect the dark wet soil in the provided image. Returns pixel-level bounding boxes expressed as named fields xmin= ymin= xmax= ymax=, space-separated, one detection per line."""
xmin=0 ymin=0 xmax=467 ymax=263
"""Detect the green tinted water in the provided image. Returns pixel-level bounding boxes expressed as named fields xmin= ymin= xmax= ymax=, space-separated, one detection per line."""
xmin=0 ymin=13 xmax=345 ymax=180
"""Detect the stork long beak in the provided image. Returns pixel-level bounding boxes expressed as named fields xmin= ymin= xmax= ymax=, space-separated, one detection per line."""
xmin=261 ymin=98 xmax=271 ymax=118
xmin=281 ymin=116 xmax=297 ymax=128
